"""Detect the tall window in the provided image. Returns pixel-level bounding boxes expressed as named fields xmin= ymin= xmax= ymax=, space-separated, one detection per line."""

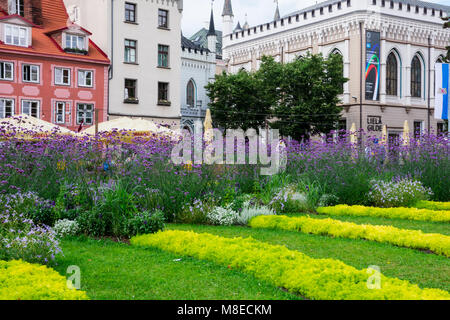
xmin=186 ymin=80 xmax=195 ymax=107
xmin=55 ymin=102 xmax=66 ymax=124
xmin=158 ymin=9 xmax=168 ymax=28
xmin=22 ymin=64 xmax=39 ymax=83
xmin=158 ymin=45 xmax=169 ymax=67
xmin=78 ymin=70 xmax=93 ymax=87
xmin=124 ymin=79 xmax=137 ymax=101
xmin=77 ymin=104 xmax=93 ymax=125
xmin=330 ymin=49 xmax=344 ymax=93
xmin=4 ymin=24 xmax=27 ymax=47
xmin=386 ymin=52 xmax=398 ymax=96
xmin=411 ymin=55 xmax=422 ymax=98
xmin=124 ymin=39 xmax=137 ymax=63
xmin=0 ymin=62 xmax=14 ymax=80
xmin=8 ymin=0 xmax=24 ymax=16
xmin=0 ymin=99 xmax=14 ymax=118
xmin=55 ymin=67 xmax=71 ymax=85
xmin=65 ymin=34 xmax=85 ymax=50
xmin=21 ymin=100 xmax=39 ymax=118
xmin=125 ymin=2 xmax=136 ymax=22
xmin=158 ymin=82 xmax=169 ymax=104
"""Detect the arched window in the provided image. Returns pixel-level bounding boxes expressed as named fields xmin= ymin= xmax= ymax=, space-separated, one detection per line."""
xmin=386 ymin=52 xmax=398 ymax=96
xmin=411 ymin=55 xmax=422 ymax=98
xmin=186 ymin=80 xmax=195 ymax=107
xmin=330 ymin=49 xmax=344 ymax=93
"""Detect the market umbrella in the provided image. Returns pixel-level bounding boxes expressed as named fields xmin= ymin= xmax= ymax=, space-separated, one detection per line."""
xmin=203 ymin=109 xmax=213 ymax=145
xmin=381 ymin=125 xmax=388 ymax=145
xmin=350 ymin=123 xmax=358 ymax=145
xmin=0 ymin=115 xmax=73 ymax=138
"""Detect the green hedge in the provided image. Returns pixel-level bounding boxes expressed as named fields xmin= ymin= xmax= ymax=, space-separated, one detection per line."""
xmin=0 ymin=260 xmax=88 ymax=300
xmin=132 ymin=230 xmax=450 ymax=300
xmin=317 ymin=205 xmax=450 ymax=223
xmin=249 ymin=215 xmax=450 ymax=257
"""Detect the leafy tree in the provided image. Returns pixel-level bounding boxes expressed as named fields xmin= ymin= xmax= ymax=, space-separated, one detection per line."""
xmin=267 ymin=53 xmax=347 ymax=140
xmin=205 ymin=69 xmax=271 ymax=132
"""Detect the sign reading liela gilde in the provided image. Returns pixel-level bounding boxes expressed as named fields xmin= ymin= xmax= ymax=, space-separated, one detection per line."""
xmin=367 ymin=115 xmax=382 ymax=132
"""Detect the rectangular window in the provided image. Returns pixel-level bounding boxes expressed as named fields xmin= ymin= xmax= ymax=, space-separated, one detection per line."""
xmin=124 ymin=79 xmax=137 ymax=101
xmin=0 ymin=62 xmax=13 ymax=80
xmin=158 ymin=9 xmax=168 ymax=28
xmin=0 ymin=99 xmax=14 ymax=118
xmin=124 ymin=39 xmax=137 ymax=63
xmin=77 ymin=103 xmax=94 ymax=125
xmin=21 ymin=100 xmax=39 ymax=118
xmin=65 ymin=34 xmax=85 ymax=50
xmin=125 ymin=2 xmax=136 ymax=22
xmin=4 ymin=24 xmax=28 ymax=47
xmin=55 ymin=67 xmax=71 ymax=85
xmin=414 ymin=121 xmax=424 ymax=138
xmin=78 ymin=70 xmax=93 ymax=87
xmin=158 ymin=82 xmax=169 ymax=104
xmin=158 ymin=45 xmax=169 ymax=67
xmin=8 ymin=0 xmax=24 ymax=16
xmin=55 ymin=102 xmax=66 ymax=124
xmin=22 ymin=64 xmax=39 ymax=83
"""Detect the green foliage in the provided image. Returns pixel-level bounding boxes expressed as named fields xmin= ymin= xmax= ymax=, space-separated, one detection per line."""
xmin=414 ymin=201 xmax=450 ymax=211
xmin=126 ymin=211 xmax=165 ymax=236
xmin=443 ymin=16 xmax=450 ymax=62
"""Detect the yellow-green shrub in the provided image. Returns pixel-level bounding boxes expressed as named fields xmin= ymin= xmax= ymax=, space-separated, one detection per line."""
xmin=131 ymin=230 xmax=450 ymax=300
xmin=317 ymin=205 xmax=450 ymax=223
xmin=414 ymin=201 xmax=450 ymax=211
xmin=0 ymin=260 xmax=88 ymax=300
xmin=249 ymin=215 xmax=450 ymax=257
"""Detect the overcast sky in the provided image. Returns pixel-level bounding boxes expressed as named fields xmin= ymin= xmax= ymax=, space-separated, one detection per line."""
xmin=181 ymin=0 xmax=450 ymax=37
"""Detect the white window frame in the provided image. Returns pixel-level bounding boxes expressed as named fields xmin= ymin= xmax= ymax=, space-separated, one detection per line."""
xmin=21 ymin=100 xmax=39 ymax=118
xmin=8 ymin=0 xmax=24 ymax=16
xmin=0 ymin=61 xmax=14 ymax=81
xmin=78 ymin=70 xmax=93 ymax=87
xmin=76 ymin=103 xmax=94 ymax=125
xmin=0 ymin=98 xmax=15 ymax=118
xmin=22 ymin=64 xmax=39 ymax=83
xmin=65 ymin=33 xmax=86 ymax=50
xmin=4 ymin=24 xmax=28 ymax=47
xmin=55 ymin=102 xmax=66 ymax=124
xmin=55 ymin=67 xmax=71 ymax=86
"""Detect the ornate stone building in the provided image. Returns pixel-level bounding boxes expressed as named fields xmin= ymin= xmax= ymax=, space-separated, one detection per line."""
xmin=222 ymin=0 xmax=450 ymax=139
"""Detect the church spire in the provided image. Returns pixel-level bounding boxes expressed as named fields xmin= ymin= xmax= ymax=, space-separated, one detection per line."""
xmin=222 ymin=0 xmax=233 ymax=17
xmin=207 ymin=2 xmax=216 ymax=36
xmin=274 ymin=0 xmax=280 ymax=21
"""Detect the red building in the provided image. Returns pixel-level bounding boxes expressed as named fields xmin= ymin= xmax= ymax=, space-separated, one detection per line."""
xmin=0 ymin=0 xmax=109 ymax=131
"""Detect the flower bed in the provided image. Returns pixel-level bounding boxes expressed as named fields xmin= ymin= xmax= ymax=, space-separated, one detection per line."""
xmin=131 ymin=230 xmax=450 ymax=300
xmin=0 ymin=260 xmax=88 ymax=300
xmin=249 ymin=215 xmax=450 ymax=257
xmin=414 ymin=201 xmax=450 ymax=211
xmin=317 ymin=205 xmax=450 ymax=223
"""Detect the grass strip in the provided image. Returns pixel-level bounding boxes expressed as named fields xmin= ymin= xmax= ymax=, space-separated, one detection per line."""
xmin=131 ymin=230 xmax=450 ymax=300
xmin=249 ymin=215 xmax=450 ymax=257
xmin=414 ymin=201 xmax=450 ymax=211
xmin=0 ymin=260 xmax=88 ymax=300
xmin=317 ymin=205 xmax=450 ymax=223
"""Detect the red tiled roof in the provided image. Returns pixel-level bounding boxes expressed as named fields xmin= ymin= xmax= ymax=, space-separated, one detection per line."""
xmin=0 ymin=0 xmax=109 ymax=64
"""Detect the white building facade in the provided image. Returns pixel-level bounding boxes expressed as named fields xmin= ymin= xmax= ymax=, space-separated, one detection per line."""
xmin=222 ymin=0 xmax=450 ymax=138
xmin=180 ymin=8 xmax=217 ymax=133
xmin=64 ymin=0 xmax=184 ymax=128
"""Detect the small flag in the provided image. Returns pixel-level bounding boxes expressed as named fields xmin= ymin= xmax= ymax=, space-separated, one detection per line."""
xmin=435 ymin=63 xmax=449 ymax=120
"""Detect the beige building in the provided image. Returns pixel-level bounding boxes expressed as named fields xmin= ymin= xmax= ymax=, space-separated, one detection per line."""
xmin=63 ymin=0 xmax=183 ymax=128
xmin=222 ymin=0 xmax=450 ymax=139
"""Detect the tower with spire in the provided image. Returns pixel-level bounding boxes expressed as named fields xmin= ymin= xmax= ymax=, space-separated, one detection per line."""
xmin=207 ymin=1 xmax=217 ymax=56
xmin=274 ymin=0 xmax=280 ymax=21
xmin=222 ymin=0 xmax=234 ymax=36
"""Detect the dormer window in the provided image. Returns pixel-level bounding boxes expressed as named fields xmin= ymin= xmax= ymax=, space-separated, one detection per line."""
xmin=8 ymin=0 xmax=24 ymax=17
xmin=65 ymin=34 xmax=86 ymax=51
xmin=4 ymin=24 xmax=28 ymax=47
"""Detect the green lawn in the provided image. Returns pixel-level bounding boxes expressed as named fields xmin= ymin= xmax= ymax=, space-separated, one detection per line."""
xmin=55 ymin=236 xmax=299 ymax=300
xmin=55 ymin=217 xmax=450 ymax=300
